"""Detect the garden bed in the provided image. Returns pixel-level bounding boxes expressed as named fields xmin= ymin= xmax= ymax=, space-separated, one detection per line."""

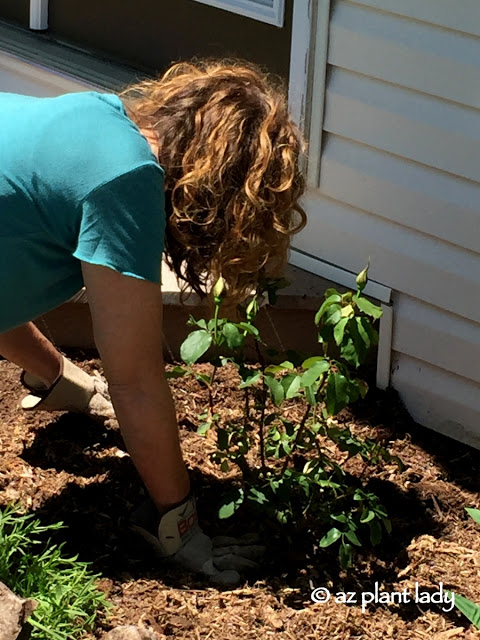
xmin=1 ymin=352 xmax=480 ymax=639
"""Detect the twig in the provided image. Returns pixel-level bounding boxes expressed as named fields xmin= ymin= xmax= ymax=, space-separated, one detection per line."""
xmin=281 ymin=404 xmax=311 ymax=474
xmin=254 ymin=339 xmax=267 ymax=472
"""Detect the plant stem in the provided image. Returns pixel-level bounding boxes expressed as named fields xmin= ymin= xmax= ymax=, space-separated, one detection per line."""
xmin=244 ymin=388 xmax=250 ymax=430
xmin=254 ymin=335 xmax=268 ymax=472
xmin=213 ymin=300 xmax=220 ymax=343
xmin=281 ymin=404 xmax=311 ymax=474
xmin=258 ymin=385 xmax=267 ymax=471
xmin=208 ymin=364 xmax=217 ymax=416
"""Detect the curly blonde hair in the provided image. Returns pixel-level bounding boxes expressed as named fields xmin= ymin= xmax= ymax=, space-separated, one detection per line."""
xmin=120 ymin=59 xmax=307 ymax=306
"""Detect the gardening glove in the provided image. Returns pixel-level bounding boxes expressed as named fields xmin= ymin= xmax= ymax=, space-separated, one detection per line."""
xmin=130 ymin=494 xmax=265 ymax=587
xmin=20 ymin=355 xmax=116 ymax=421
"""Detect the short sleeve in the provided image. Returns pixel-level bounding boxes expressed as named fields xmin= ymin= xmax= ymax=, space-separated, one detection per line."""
xmin=73 ymin=164 xmax=166 ymax=285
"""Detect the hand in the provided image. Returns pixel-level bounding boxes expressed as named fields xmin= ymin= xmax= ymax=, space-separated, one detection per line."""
xmin=130 ymin=495 xmax=265 ymax=586
xmin=20 ymin=355 xmax=116 ymax=421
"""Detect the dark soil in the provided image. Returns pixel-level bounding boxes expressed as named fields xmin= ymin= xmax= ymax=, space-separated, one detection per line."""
xmin=1 ymin=351 xmax=480 ymax=640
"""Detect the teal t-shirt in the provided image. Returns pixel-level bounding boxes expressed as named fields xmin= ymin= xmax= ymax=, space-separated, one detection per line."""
xmin=0 ymin=91 xmax=166 ymax=334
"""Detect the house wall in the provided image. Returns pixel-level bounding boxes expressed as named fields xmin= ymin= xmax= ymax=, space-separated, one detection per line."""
xmin=293 ymin=0 xmax=480 ymax=447
xmin=0 ymin=1 xmax=28 ymax=26
xmin=1 ymin=0 xmax=293 ymax=80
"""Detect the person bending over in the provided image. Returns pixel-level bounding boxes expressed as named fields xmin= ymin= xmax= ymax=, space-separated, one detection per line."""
xmin=0 ymin=59 xmax=306 ymax=585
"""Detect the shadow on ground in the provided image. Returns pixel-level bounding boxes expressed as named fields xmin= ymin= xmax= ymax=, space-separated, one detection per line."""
xmin=351 ymin=386 xmax=480 ymax=496
xmin=19 ymin=406 xmax=441 ymax=612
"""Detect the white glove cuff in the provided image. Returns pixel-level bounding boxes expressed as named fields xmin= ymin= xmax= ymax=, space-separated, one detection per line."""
xmin=156 ymin=495 xmax=200 ymax=556
xmin=20 ymin=356 xmax=95 ymax=411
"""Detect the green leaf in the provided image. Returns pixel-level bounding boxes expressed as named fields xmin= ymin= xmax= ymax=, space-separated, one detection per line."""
xmin=188 ymin=317 xmax=207 ymax=329
xmin=165 ymin=365 xmax=189 ymax=379
xmin=239 ymin=370 xmax=262 ymax=388
xmin=448 ymin=592 xmax=480 ymax=629
xmin=208 ymin=317 xmax=222 ymax=332
xmin=275 ymin=510 xmax=289 ymax=524
xmin=220 ymin=460 xmax=230 ymax=473
xmin=339 ymin=542 xmax=353 ymax=569
xmin=345 ymin=529 xmax=361 ymax=546
xmin=333 ymin=317 xmax=349 ymax=346
xmin=355 ymin=295 xmax=383 ymax=319
xmin=355 ymin=317 xmax=371 ymax=348
xmin=315 ymin=295 xmax=341 ymax=325
xmin=236 ymin=322 xmax=260 ymax=336
xmin=317 ymin=479 xmax=341 ymax=489
xmin=218 ymin=488 xmax=244 ymax=519
xmin=382 ymin=517 xmax=392 ymax=534
xmin=264 ymin=374 xmax=285 ymax=407
xmin=340 ymin=304 xmax=354 ymax=318
xmin=197 ymin=422 xmax=211 ymax=436
xmin=265 ymin=361 xmax=294 ymax=374
xmin=325 ymin=288 xmax=340 ymax=297
xmin=223 ymin=323 xmax=243 ymax=349
xmin=325 ymin=371 xmax=349 ymax=416
xmin=324 ymin=305 xmax=342 ymax=327
xmin=466 ymin=507 xmax=480 ymax=526
xmin=319 ymin=527 xmax=342 ymax=548
xmin=330 ymin=513 xmax=348 ymax=523
xmin=285 ymin=375 xmax=302 ymax=399
xmin=360 ymin=510 xmax=375 ymax=524
xmin=248 ymin=487 xmax=269 ymax=505
xmin=301 ymin=360 xmax=329 ymax=387
xmin=302 ymin=356 xmax=326 ymax=368
xmin=194 ymin=372 xmax=211 ymax=386
xmin=180 ymin=329 xmax=213 ymax=365
xmin=369 ymin=519 xmax=382 ymax=546
xmin=304 ymin=384 xmax=317 ymax=407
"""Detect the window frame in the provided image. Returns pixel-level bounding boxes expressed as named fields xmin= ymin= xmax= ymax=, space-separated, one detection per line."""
xmin=192 ymin=0 xmax=285 ymax=27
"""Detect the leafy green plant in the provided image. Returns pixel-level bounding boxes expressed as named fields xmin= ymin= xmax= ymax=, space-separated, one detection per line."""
xmin=169 ymin=265 xmax=400 ymax=568
xmin=0 ymin=504 xmax=110 ymax=639
xmin=444 ymin=508 xmax=480 ymax=629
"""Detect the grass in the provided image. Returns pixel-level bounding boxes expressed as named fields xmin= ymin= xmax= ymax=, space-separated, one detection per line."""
xmin=0 ymin=504 xmax=110 ymax=639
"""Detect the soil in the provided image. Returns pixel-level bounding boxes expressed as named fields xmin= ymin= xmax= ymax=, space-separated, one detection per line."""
xmin=1 ymin=351 xmax=480 ymax=640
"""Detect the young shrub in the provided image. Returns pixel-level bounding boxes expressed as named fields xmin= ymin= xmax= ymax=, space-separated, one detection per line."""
xmin=171 ymin=267 xmax=400 ymax=568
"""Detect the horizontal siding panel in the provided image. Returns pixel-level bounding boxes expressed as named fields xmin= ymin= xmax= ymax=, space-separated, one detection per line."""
xmin=392 ymin=294 xmax=480 ymax=384
xmin=391 ymin=353 xmax=480 ymax=449
xmin=329 ymin=2 xmax=480 ymax=109
xmin=324 ymin=68 xmax=480 ymax=183
xmin=295 ymin=190 xmax=480 ymax=323
xmin=351 ymin=0 xmax=480 ymax=38
xmin=320 ymin=135 xmax=480 ymax=255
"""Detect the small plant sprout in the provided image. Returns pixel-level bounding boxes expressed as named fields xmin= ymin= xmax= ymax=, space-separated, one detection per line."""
xmin=170 ymin=264 xmax=400 ymax=568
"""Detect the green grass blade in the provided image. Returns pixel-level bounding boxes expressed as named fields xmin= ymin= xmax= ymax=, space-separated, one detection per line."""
xmin=447 ymin=591 xmax=480 ymax=629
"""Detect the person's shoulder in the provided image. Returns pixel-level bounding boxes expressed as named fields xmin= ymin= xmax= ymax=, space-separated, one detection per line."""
xmin=34 ymin=91 xmax=159 ymax=200
xmin=44 ymin=91 xmax=129 ymax=132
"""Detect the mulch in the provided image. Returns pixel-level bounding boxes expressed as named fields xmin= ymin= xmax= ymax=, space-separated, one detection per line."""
xmin=1 ymin=351 xmax=480 ymax=640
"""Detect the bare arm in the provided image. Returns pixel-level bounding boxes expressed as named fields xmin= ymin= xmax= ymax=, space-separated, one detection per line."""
xmin=81 ymin=261 xmax=190 ymax=512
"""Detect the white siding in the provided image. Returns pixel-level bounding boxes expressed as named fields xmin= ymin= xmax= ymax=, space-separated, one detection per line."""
xmin=293 ymin=0 xmax=480 ymax=447
xmin=391 ymin=354 xmax=480 ymax=450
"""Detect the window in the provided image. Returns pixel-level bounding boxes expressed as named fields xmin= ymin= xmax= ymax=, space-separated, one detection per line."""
xmin=193 ymin=0 xmax=285 ymax=27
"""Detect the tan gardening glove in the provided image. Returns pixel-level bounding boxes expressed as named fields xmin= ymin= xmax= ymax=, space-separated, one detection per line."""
xmin=20 ymin=355 xmax=116 ymax=421
xmin=131 ymin=494 xmax=265 ymax=587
